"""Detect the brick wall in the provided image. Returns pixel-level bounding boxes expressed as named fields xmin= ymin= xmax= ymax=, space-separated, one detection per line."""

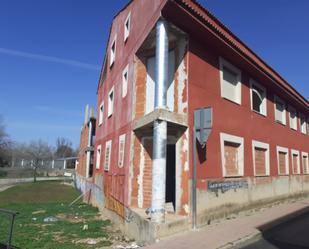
xmin=77 ymin=125 xmax=89 ymax=177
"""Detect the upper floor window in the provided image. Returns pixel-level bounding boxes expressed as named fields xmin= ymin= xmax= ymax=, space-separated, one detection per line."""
xmin=274 ymin=96 xmax=286 ymax=125
xmin=99 ymin=102 xmax=104 ymax=126
xmin=108 ymin=87 xmax=114 ymax=117
xmin=300 ymin=114 xmax=307 ymax=134
xmin=122 ymin=65 xmax=128 ymax=98
xmin=124 ymin=13 xmax=131 ymax=42
xmin=250 ymin=79 xmax=267 ymax=116
xmin=96 ymin=145 xmax=101 ymax=169
xmin=288 ymin=105 xmax=297 ymax=130
xmin=110 ymin=36 xmax=117 ymax=67
xmin=219 ymin=58 xmax=242 ymax=105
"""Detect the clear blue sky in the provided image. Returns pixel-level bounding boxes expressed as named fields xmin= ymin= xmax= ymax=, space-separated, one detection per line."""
xmin=0 ymin=0 xmax=308 ymax=148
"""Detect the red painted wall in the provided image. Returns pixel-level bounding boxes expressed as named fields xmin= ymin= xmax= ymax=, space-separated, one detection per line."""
xmin=187 ymin=37 xmax=309 ymax=186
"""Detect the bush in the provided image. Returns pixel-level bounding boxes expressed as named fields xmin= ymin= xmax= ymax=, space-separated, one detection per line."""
xmin=0 ymin=170 xmax=7 ymax=178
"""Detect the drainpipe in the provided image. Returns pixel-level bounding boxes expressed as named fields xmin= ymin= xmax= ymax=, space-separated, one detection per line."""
xmin=151 ymin=19 xmax=169 ymax=223
xmin=86 ymin=120 xmax=92 ymax=178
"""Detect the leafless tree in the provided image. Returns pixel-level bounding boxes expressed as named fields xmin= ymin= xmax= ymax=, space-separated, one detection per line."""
xmin=23 ymin=140 xmax=53 ymax=182
xmin=55 ymin=137 xmax=75 ymax=158
xmin=0 ymin=115 xmax=11 ymax=167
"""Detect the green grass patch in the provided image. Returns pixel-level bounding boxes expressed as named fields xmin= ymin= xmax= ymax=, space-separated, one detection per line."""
xmin=0 ymin=182 xmax=112 ymax=249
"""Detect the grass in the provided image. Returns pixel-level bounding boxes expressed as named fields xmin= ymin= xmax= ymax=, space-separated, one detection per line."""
xmin=0 ymin=170 xmax=7 ymax=178
xmin=0 ymin=181 xmax=112 ymax=249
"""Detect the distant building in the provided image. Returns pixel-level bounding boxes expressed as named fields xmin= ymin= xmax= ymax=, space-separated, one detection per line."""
xmin=85 ymin=0 xmax=309 ymax=243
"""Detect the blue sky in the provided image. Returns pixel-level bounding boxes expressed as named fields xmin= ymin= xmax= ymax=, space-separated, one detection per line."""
xmin=0 ymin=0 xmax=308 ymax=147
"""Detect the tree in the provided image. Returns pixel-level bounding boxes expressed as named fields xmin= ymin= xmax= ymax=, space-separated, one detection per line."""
xmin=54 ymin=137 xmax=75 ymax=158
xmin=23 ymin=140 xmax=53 ymax=182
xmin=0 ymin=115 xmax=10 ymax=167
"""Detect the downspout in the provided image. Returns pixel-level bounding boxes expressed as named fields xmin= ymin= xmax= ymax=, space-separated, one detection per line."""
xmin=86 ymin=120 xmax=92 ymax=178
xmin=151 ymin=19 xmax=169 ymax=223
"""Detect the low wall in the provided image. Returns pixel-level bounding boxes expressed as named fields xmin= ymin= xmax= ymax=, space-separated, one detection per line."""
xmin=196 ymin=175 xmax=309 ymax=226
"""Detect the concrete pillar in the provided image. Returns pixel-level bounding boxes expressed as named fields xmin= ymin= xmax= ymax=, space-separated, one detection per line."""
xmin=86 ymin=120 xmax=92 ymax=178
xmin=151 ymin=19 xmax=169 ymax=223
xmin=63 ymin=160 xmax=67 ymax=170
xmin=52 ymin=160 xmax=55 ymax=169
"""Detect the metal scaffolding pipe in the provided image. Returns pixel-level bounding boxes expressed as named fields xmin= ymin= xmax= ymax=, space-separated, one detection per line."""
xmin=151 ymin=19 xmax=169 ymax=223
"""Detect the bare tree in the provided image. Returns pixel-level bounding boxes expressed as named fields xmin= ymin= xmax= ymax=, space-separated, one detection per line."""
xmin=0 ymin=115 xmax=10 ymax=167
xmin=23 ymin=140 xmax=53 ymax=182
xmin=55 ymin=137 xmax=75 ymax=158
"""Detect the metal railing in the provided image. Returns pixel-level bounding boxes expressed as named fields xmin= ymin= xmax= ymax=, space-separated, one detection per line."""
xmin=0 ymin=209 xmax=19 ymax=249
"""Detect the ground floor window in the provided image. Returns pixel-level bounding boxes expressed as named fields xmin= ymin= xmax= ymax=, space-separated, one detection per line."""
xmin=252 ymin=140 xmax=270 ymax=176
xmin=277 ymin=146 xmax=289 ymax=175
xmin=302 ymin=152 xmax=309 ymax=174
xmin=291 ymin=149 xmax=300 ymax=174
xmin=220 ymin=133 xmax=244 ymax=177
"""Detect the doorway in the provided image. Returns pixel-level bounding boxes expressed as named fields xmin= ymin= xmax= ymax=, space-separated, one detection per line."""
xmin=166 ymin=144 xmax=176 ymax=211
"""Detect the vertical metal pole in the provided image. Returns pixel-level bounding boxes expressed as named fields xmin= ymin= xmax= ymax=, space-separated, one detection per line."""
xmin=7 ymin=214 xmax=16 ymax=249
xmin=192 ymin=129 xmax=197 ymax=229
xmin=151 ymin=19 xmax=169 ymax=224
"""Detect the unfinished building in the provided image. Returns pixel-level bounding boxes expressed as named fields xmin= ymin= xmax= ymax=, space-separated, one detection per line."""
xmin=80 ymin=0 xmax=309 ymax=243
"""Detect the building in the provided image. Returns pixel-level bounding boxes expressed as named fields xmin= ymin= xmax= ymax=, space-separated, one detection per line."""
xmin=76 ymin=105 xmax=97 ymax=199
xmin=88 ymin=0 xmax=309 ymax=243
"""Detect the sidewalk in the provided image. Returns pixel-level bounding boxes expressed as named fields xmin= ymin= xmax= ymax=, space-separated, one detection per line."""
xmin=145 ymin=197 xmax=309 ymax=249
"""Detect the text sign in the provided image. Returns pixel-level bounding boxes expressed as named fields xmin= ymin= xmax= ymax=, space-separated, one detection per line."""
xmin=194 ymin=107 xmax=213 ymax=146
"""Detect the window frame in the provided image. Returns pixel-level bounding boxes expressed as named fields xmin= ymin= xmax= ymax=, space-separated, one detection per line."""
xmin=219 ymin=57 xmax=242 ymax=105
xmin=108 ymin=87 xmax=114 ymax=118
xmin=96 ymin=145 xmax=101 ymax=169
xmin=99 ymin=102 xmax=104 ymax=126
xmin=220 ymin=132 xmax=244 ymax=177
xmin=288 ymin=105 xmax=297 ymax=130
xmin=124 ymin=12 xmax=131 ymax=42
xmin=122 ymin=65 xmax=129 ymax=98
xmin=291 ymin=149 xmax=300 ymax=174
xmin=302 ymin=152 xmax=309 ymax=174
xmin=110 ymin=35 xmax=117 ymax=67
xmin=250 ymin=79 xmax=267 ymax=116
xmin=104 ymin=140 xmax=112 ymax=171
xmin=300 ymin=113 xmax=307 ymax=134
xmin=252 ymin=140 xmax=270 ymax=176
xmin=118 ymin=134 xmax=126 ymax=168
xmin=276 ymin=146 xmax=289 ymax=175
xmin=274 ymin=96 xmax=287 ymax=125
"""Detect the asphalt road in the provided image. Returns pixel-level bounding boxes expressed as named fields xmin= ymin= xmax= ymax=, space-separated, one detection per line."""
xmin=242 ymin=212 xmax=309 ymax=249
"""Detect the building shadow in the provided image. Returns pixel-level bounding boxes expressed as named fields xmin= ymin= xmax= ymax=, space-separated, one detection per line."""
xmin=0 ymin=243 xmax=22 ymax=249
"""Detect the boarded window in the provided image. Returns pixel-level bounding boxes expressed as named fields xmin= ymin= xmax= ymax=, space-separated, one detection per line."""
xmin=224 ymin=141 xmax=240 ymax=176
xmin=104 ymin=140 xmax=112 ymax=171
xmin=254 ymin=147 xmax=267 ymax=176
xmin=292 ymin=153 xmax=300 ymax=174
xmin=118 ymin=134 xmax=126 ymax=168
xmin=278 ymin=152 xmax=287 ymax=175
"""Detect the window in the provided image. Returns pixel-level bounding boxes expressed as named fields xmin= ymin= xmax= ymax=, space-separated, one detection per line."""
xmin=122 ymin=65 xmax=128 ymax=98
xmin=291 ymin=149 xmax=300 ymax=174
xmin=124 ymin=13 xmax=131 ymax=42
xmin=104 ymin=140 xmax=112 ymax=171
xmin=288 ymin=106 xmax=297 ymax=130
xmin=110 ymin=36 xmax=117 ymax=67
xmin=274 ymin=96 xmax=286 ymax=125
xmin=300 ymin=114 xmax=307 ymax=134
xmin=99 ymin=102 xmax=104 ymax=126
xmin=219 ymin=58 xmax=242 ymax=105
xmin=96 ymin=145 xmax=101 ymax=169
xmin=220 ymin=133 xmax=244 ymax=177
xmin=118 ymin=134 xmax=126 ymax=168
xmin=252 ymin=140 xmax=270 ymax=176
xmin=108 ymin=88 xmax=114 ymax=117
xmin=277 ymin=146 xmax=289 ymax=175
xmin=302 ymin=152 xmax=309 ymax=174
xmin=250 ymin=79 xmax=267 ymax=116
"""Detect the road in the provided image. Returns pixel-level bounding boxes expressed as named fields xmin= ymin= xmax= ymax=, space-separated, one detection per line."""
xmin=242 ymin=212 xmax=309 ymax=249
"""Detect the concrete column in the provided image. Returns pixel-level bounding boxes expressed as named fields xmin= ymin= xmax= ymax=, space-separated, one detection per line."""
xmin=52 ymin=160 xmax=55 ymax=169
xmin=63 ymin=160 xmax=67 ymax=170
xmin=86 ymin=120 xmax=92 ymax=178
xmin=151 ymin=19 xmax=169 ymax=223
